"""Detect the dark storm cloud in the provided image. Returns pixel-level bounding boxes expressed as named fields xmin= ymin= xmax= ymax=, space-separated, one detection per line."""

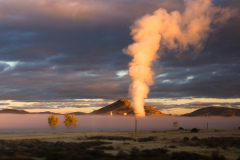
xmin=145 ymin=101 xmax=240 ymax=111
xmin=150 ymin=7 xmax=240 ymax=99
xmin=0 ymin=103 xmax=9 ymax=105
xmin=7 ymin=99 xmax=115 ymax=110
xmin=8 ymin=106 xmax=53 ymax=110
xmin=0 ymin=0 xmax=239 ymax=103
xmin=0 ymin=62 xmax=9 ymax=71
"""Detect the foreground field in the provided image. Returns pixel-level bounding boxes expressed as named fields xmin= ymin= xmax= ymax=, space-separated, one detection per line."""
xmin=0 ymin=129 xmax=239 ymax=160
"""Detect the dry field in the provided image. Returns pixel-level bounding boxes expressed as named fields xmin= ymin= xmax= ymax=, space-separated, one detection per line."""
xmin=0 ymin=129 xmax=239 ymax=160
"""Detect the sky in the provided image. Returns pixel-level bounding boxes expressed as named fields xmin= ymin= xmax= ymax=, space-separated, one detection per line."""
xmin=0 ymin=0 xmax=239 ymax=115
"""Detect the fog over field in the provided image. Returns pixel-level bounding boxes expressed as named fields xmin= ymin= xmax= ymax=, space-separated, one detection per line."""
xmin=0 ymin=114 xmax=239 ymax=134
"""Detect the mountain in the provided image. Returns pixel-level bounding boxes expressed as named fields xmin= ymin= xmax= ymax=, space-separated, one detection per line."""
xmin=182 ymin=106 xmax=240 ymax=117
xmin=69 ymin=112 xmax=87 ymax=115
xmin=91 ymin=99 xmax=165 ymax=116
xmin=31 ymin=111 xmax=61 ymax=115
xmin=0 ymin=109 xmax=29 ymax=114
xmin=0 ymin=109 xmax=87 ymax=115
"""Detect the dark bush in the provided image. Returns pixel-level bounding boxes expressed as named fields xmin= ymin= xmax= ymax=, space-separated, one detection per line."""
xmin=169 ymin=145 xmax=177 ymax=148
xmin=86 ymin=136 xmax=135 ymax=141
xmin=116 ymin=150 xmax=128 ymax=159
xmin=138 ymin=136 xmax=156 ymax=142
xmin=212 ymin=151 xmax=226 ymax=160
xmin=182 ymin=137 xmax=240 ymax=148
xmin=179 ymin=127 xmax=184 ymax=130
xmin=191 ymin=136 xmax=200 ymax=141
xmin=161 ymin=137 xmax=168 ymax=140
xmin=203 ymin=137 xmax=240 ymax=148
xmin=123 ymin=142 xmax=130 ymax=145
xmin=129 ymin=148 xmax=169 ymax=160
xmin=171 ymin=151 xmax=211 ymax=160
xmin=183 ymin=137 xmax=189 ymax=142
xmin=191 ymin=128 xmax=199 ymax=133
xmin=94 ymin=146 xmax=115 ymax=150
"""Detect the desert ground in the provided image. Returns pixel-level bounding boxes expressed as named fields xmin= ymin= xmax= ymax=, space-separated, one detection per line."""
xmin=0 ymin=129 xmax=239 ymax=160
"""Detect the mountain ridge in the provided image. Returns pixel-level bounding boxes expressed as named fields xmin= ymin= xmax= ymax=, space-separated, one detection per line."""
xmin=91 ymin=99 xmax=166 ymax=116
xmin=182 ymin=106 xmax=240 ymax=117
xmin=2 ymin=104 xmax=239 ymax=117
xmin=0 ymin=109 xmax=29 ymax=114
xmin=0 ymin=109 xmax=62 ymax=115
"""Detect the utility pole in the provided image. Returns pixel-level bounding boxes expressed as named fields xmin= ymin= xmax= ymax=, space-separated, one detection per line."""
xmin=207 ymin=114 xmax=208 ymax=130
xmin=135 ymin=112 xmax=139 ymax=137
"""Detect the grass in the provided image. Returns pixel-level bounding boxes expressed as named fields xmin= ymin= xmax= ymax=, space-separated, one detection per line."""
xmin=138 ymin=136 xmax=156 ymax=142
xmin=1 ymin=130 xmax=239 ymax=160
xmin=85 ymin=136 xmax=135 ymax=141
xmin=85 ymin=135 xmax=157 ymax=142
xmin=182 ymin=137 xmax=240 ymax=149
xmin=0 ymin=139 xmax=229 ymax=160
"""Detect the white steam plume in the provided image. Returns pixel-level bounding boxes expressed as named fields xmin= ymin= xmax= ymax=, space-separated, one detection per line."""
xmin=123 ymin=0 xmax=234 ymax=117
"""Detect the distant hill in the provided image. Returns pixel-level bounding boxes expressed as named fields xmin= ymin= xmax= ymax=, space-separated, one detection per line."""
xmin=69 ymin=112 xmax=87 ymax=115
xmin=31 ymin=111 xmax=61 ymax=115
xmin=182 ymin=106 xmax=240 ymax=117
xmin=0 ymin=109 xmax=87 ymax=115
xmin=91 ymin=99 xmax=165 ymax=116
xmin=0 ymin=109 xmax=29 ymax=114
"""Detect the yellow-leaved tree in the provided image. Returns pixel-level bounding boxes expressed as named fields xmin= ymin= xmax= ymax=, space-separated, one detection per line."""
xmin=63 ymin=113 xmax=78 ymax=127
xmin=48 ymin=114 xmax=59 ymax=129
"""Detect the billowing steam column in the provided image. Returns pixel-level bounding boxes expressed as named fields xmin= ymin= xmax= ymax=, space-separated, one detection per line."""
xmin=123 ymin=11 xmax=161 ymax=117
xmin=123 ymin=0 xmax=234 ymax=117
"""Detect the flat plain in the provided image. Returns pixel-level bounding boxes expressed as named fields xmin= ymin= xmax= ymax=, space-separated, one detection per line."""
xmin=0 ymin=129 xmax=239 ymax=160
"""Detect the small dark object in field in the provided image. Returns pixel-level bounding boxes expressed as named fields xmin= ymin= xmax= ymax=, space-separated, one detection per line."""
xmin=169 ymin=145 xmax=177 ymax=148
xmin=191 ymin=136 xmax=200 ymax=141
xmin=183 ymin=137 xmax=240 ymax=148
xmin=94 ymin=145 xmax=115 ymax=150
xmin=191 ymin=128 xmax=199 ymax=133
xmin=212 ymin=151 xmax=226 ymax=160
xmin=138 ymin=136 xmax=156 ymax=142
xmin=238 ymin=127 xmax=240 ymax=130
xmin=117 ymin=150 xmax=128 ymax=159
xmin=179 ymin=127 xmax=184 ymax=130
xmin=123 ymin=142 xmax=130 ymax=145
xmin=171 ymin=151 xmax=210 ymax=160
xmin=86 ymin=136 xmax=135 ymax=141
xmin=183 ymin=137 xmax=189 ymax=141
xmin=221 ymin=145 xmax=228 ymax=150
xmin=116 ymin=146 xmax=121 ymax=150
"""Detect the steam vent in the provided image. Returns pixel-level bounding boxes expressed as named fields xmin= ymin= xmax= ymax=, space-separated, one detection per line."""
xmin=91 ymin=99 xmax=165 ymax=116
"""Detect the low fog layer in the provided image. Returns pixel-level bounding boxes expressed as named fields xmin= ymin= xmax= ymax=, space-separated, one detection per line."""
xmin=0 ymin=115 xmax=239 ymax=134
